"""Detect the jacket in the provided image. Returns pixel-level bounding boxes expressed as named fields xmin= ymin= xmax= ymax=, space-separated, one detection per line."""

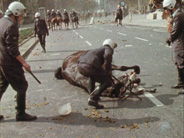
xmin=170 ymin=9 xmax=184 ymax=52
xmin=34 ymin=19 xmax=49 ymax=36
xmin=0 ymin=16 xmax=21 ymax=66
xmin=78 ymin=45 xmax=113 ymax=72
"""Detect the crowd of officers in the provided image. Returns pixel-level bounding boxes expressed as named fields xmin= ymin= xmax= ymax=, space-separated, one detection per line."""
xmin=46 ymin=9 xmax=79 ymax=25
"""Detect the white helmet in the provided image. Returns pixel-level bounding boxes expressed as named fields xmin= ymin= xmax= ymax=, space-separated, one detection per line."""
xmin=6 ymin=1 xmax=26 ymax=16
xmin=103 ymin=39 xmax=117 ymax=48
xmin=47 ymin=10 xmax=49 ymax=12
xmin=163 ymin=0 xmax=176 ymax=10
xmin=64 ymin=9 xmax=66 ymax=12
xmin=52 ymin=9 xmax=54 ymax=12
xmin=35 ymin=12 xmax=40 ymax=18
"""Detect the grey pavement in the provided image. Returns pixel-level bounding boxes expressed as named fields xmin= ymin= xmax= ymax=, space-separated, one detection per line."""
xmin=19 ymin=14 xmax=168 ymax=59
xmin=93 ymin=14 xmax=167 ymax=28
xmin=1 ymin=13 xmax=179 ymax=138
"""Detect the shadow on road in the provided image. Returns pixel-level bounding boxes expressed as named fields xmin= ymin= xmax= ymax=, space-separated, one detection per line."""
xmin=1 ymin=112 xmax=160 ymax=128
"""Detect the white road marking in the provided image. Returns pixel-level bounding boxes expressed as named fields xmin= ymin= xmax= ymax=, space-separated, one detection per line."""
xmin=107 ymin=30 xmax=112 ymax=32
xmin=135 ymin=37 xmax=149 ymax=42
xmin=118 ymin=32 xmax=127 ymax=36
xmin=144 ymin=93 xmax=164 ymax=107
xmin=79 ymin=35 xmax=83 ymax=39
xmin=85 ymin=41 xmax=92 ymax=46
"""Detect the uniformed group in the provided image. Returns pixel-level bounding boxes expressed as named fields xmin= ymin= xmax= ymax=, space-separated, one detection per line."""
xmin=0 ymin=0 xmax=183 ymax=121
xmin=46 ymin=8 xmax=79 ymax=26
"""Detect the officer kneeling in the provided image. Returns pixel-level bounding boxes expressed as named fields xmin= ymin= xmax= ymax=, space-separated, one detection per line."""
xmin=78 ymin=39 xmax=117 ymax=109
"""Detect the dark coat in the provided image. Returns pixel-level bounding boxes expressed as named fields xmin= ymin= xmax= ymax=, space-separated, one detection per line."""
xmin=0 ymin=16 xmax=21 ymax=67
xmin=170 ymin=10 xmax=184 ymax=52
xmin=78 ymin=45 xmax=113 ymax=72
xmin=116 ymin=7 xmax=123 ymax=20
xmin=34 ymin=19 xmax=49 ymax=36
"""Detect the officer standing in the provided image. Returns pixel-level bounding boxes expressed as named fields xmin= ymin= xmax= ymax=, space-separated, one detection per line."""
xmin=78 ymin=39 xmax=117 ymax=109
xmin=34 ymin=12 xmax=49 ymax=53
xmin=0 ymin=1 xmax=37 ymax=121
xmin=163 ymin=0 xmax=184 ymax=89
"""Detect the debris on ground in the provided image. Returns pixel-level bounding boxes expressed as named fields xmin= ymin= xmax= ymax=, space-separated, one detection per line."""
xmin=58 ymin=103 xmax=72 ymax=116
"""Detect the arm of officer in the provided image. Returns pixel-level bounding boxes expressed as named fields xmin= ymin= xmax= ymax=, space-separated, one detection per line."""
xmin=16 ymin=55 xmax=31 ymax=72
xmin=170 ymin=14 xmax=182 ymax=42
xmin=103 ymin=48 xmax=113 ymax=74
xmin=6 ymin=25 xmax=31 ymax=72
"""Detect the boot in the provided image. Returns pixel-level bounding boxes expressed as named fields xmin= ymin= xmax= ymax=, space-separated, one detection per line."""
xmin=171 ymin=68 xmax=184 ymax=89
xmin=16 ymin=112 xmax=37 ymax=121
xmin=16 ymin=93 xmax=37 ymax=121
xmin=42 ymin=44 xmax=46 ymax=53
xmin=88 ymin=83 xmax=110 ymax=109
xmin=88 ymin=98 xmax=104 ymax=109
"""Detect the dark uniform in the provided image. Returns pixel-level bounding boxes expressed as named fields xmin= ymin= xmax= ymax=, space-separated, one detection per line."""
xmin=47 ymin=11 xmax=51 ymax=18
xmin=34 ymin=18 xmax=49 ymax=53
xmin=64 ymin=11 xmax=69 ymax=25
xmin=51 ymin=11 xmax=56 ymax=19
xmin=56 ymin=11 xmax=62 ymax=17
xmin=0 ymin=16 xmax=28 ymax=115
xmin=78 ymin=45 xmax=113 ymax=108
xmin=116 ymin=7 xmax=123 ymax=20
xmin=72 ymin=11 xmax=79 ymax=24
xmin=167 ymin=9 xmax=184 ymax=88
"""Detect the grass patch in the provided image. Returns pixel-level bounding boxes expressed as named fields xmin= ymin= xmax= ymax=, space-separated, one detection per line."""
xmin=19 ymin=27 xmax=34 ymax=44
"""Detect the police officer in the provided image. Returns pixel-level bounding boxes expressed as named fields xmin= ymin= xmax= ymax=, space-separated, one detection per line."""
xmin=51 ymin=9 xmax=56 ymax=19
xmin=78 ymin=39 xmax=117 ymax=109
xmin=56 ymin=10 xmax=62 ymax=17
xmin=0 ymin=1 xmax=37 ymax=121
xmin=116 ymin=5 xmax=123 ymax=26
xmin=34 ymin=12 xmax=49 ymax=53
xmin=72 ymin=9 xmax=79 ymax=24
xmin=163 ymin=0 xmax=184 ymax=89
xmin=47 ymin=10 xmax=51 ymax=18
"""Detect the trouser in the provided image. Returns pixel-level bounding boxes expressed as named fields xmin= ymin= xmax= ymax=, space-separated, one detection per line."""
xmin=176 ymin=67 xmax=184 ymax=84
xmin=175 ymin=50 xmax=184 ymax=83
xmin=0 ymin=66 xmax=28 ymax=114
xmin=38 ymin=34 xmax=46 ymax=50
xmin=78 ymin=63 xmax=112 ymax=100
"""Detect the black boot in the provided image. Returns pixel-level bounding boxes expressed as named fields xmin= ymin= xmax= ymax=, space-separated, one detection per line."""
xmin=88 ymin=83 xmax=110 ymax=109
xmin=16 ymin=93 xmax=37 ymax=121
xmin=172 ymin=68 xmax=184 ymax=89
xmin=88 ymin=98 xmax=104 ymax=109
xmin=42 ymin=44 xmax=46 ymax=53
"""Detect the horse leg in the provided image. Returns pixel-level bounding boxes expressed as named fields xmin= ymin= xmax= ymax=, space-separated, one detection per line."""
xmin=112 ymin=65 xmax=140 ymax=74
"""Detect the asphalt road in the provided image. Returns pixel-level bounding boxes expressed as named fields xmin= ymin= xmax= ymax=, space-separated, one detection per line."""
xmin=0 ymin=22 xmax=183 ymax=138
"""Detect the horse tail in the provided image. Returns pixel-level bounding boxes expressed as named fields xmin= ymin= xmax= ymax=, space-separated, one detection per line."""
xmin=55 ymin=67 xmax=63 ymax=79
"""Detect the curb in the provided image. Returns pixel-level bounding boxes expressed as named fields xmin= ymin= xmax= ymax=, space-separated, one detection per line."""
xmin=21 ymin=38 xmax=39 ymax=59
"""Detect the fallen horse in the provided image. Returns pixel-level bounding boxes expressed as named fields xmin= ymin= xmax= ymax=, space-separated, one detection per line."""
xmin=54 ymin=50 xmax=156 ymax=100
